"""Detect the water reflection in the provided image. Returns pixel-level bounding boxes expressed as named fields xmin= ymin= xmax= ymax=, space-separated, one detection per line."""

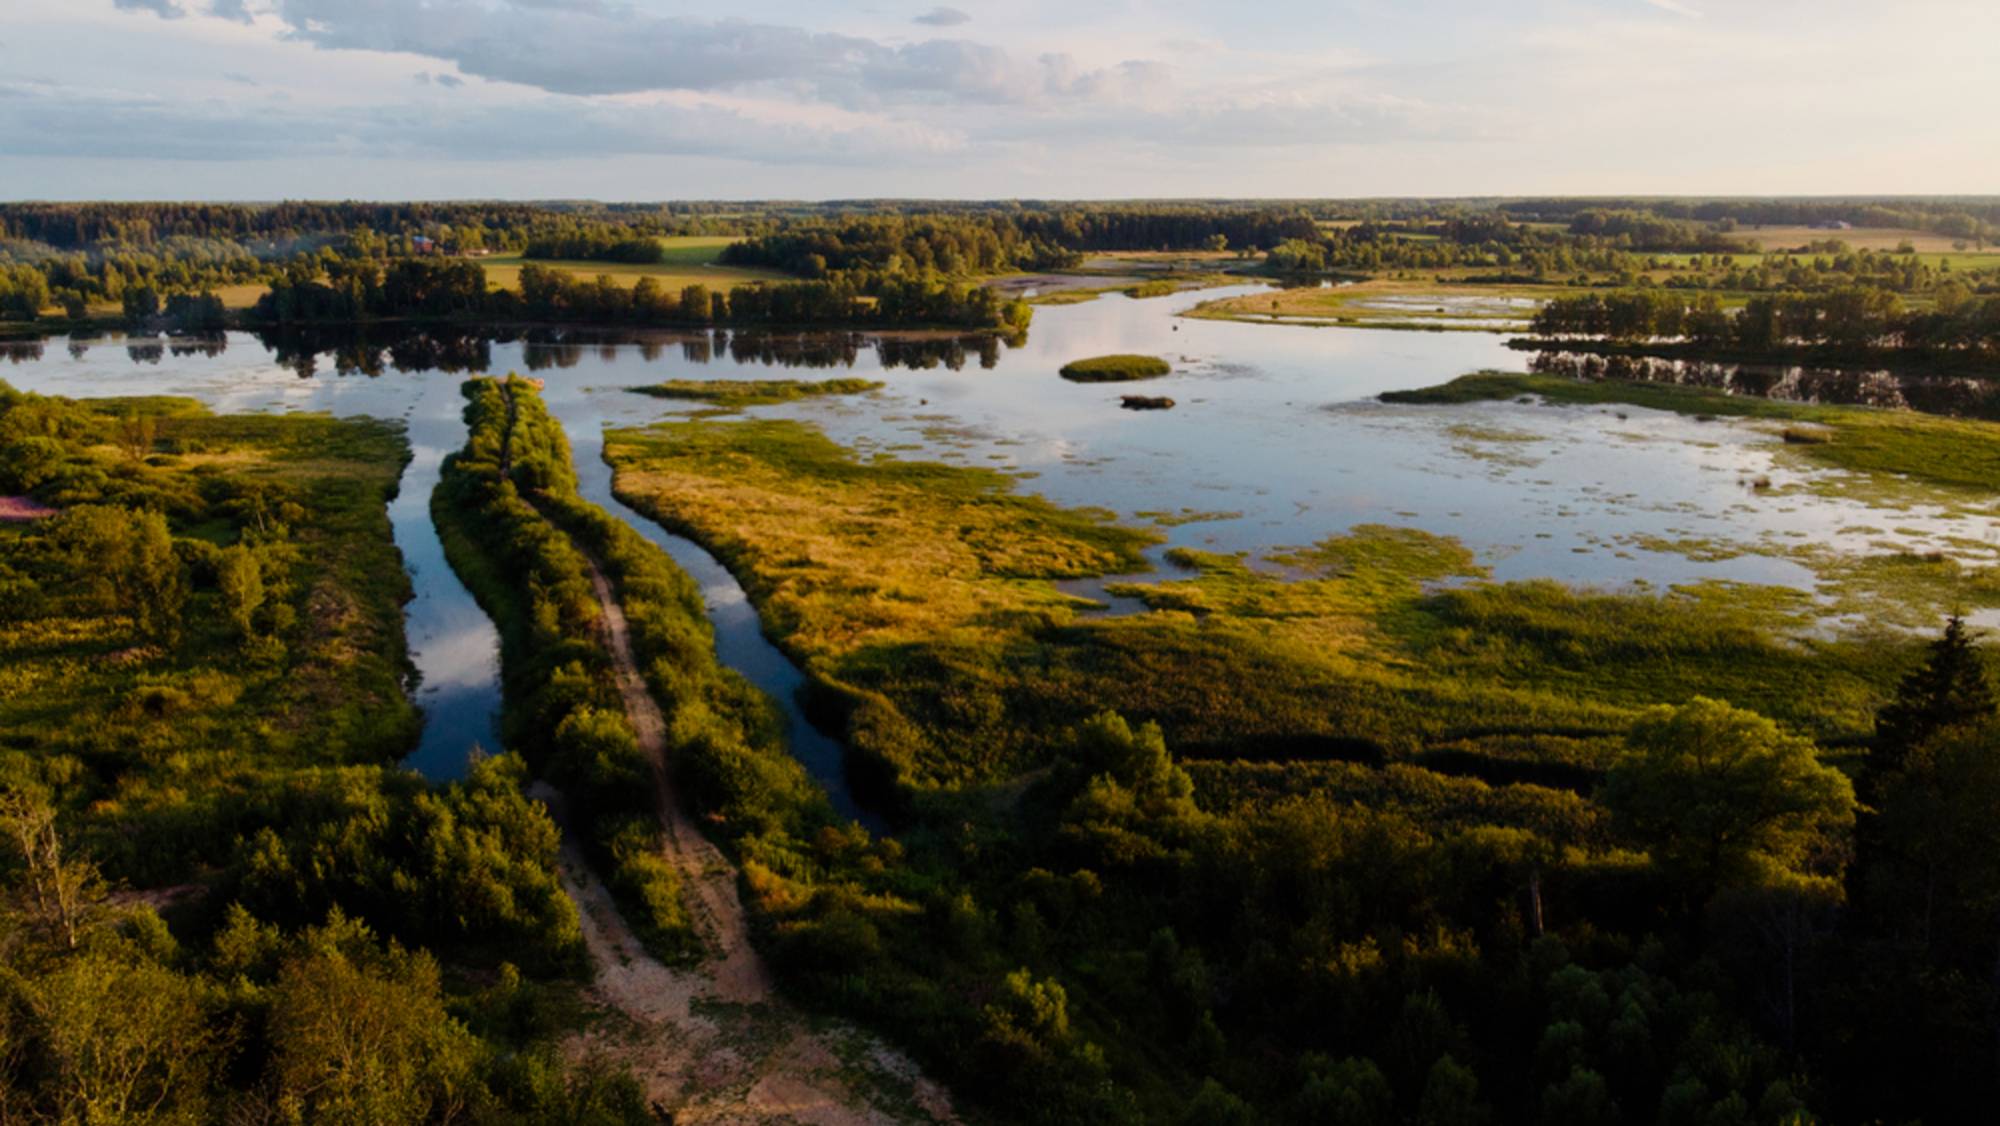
xmin=1529 ymin=350 xmax=2000 ymax=419
xmin=245 ymin=323 xmax=1008 ymax=378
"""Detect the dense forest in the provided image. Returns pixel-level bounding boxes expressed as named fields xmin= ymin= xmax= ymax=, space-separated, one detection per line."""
xmin=5 ymin=198 xmax=1999 ymax=340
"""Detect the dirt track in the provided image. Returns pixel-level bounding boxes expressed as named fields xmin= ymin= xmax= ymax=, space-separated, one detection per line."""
xmin=552 ymin=552 xmax=956 ymax=1124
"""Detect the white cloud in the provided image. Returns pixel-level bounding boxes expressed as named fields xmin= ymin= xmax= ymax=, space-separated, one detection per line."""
xmin=112 ymin=0 xmax=185 ymax=17
xmin=913 ymin=6 xmax=971 ymax=27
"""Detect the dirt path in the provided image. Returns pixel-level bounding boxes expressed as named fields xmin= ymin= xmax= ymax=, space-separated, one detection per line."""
xmin=584 ymin=557 xmax=773 ymax=1004
xmin=549 ymin=549 xmax=956 ymax=1124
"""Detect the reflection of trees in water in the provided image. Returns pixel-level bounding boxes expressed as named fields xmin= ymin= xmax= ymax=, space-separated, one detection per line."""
xmin=244 ymin=323 xmax=1019 ymax=380
xmin=2 ymin=342 xmax=47 ymax=365
xmin=169 ymin=333 xmax=227 ymax=359
xmin=255 ymin=325 xmax=492 ymax=378
xmin=1529 ymin=351 xmax=2000 ymax=419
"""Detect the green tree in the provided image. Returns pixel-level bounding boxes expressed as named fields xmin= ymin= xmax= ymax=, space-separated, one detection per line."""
xmin=265 ymin=913 xmax=481 ymax=1124
xmin=1418 ymin=1055 xmax=1490 ymax=1126
xmin=1872 ymin=722 xmax=2000 ymax=963
xmin=217 ymin=544 xmax=265 ymax=641
xmin=34 ymin=952 xmax=225 ymax=1124
xmin=128 ymin=509 xmax=187 ymax=645
xmin=0 ymin=787 xmax=103 ymax=951
xmin=1603 ymin=698 xmax=1855 ymax=907
xmin=1872 ymin=615 xmax=1995 ymax=777
xmin=1294 ymin=1055 xmax=1393 ymax=1126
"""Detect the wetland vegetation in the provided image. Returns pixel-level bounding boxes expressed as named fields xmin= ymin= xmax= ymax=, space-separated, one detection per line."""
xmin=0 ymin=379 xmax=654 ymax=1122
xmin=600 ymin=394 xmax=2000 ymax=1123
xmin=9 ymin=193 xmax=2000 ymax=1126
xmin=1058 ymin=354 xmax=1174 ymax=382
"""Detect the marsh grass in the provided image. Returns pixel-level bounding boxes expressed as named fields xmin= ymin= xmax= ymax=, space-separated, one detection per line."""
xmin=605 ymin=416 xmax=1907 ymax=796
xmin=1058 ymin=354 xmax=1173 ymax=382
xmin=631 ymin=377 xmax=883 ymax=408
xmin=1385 ymin=371 xmax=2000 ymax=495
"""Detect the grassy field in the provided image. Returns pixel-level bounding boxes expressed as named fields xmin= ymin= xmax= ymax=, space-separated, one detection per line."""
xmin=1727 ymin=225 xmax=1996 ymax=254
xmin=604 ymin=412 xmax=1925 ymax=799
xmin=482 ymin=235 xmax=790 ymax=293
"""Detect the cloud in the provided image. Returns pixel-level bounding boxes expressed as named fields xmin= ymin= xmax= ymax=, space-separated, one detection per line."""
xmin=223 ymin=72 xmax=259 ymax=86
xmin=436 ymin=73 xmax=464 ymax=89
xmin=258 ymin=0 xmax=1154 ymax=108
xmin=0 ymin=80 xmax=964 ymax=166
xmin=112 ymin=0 xmax=186 ymax=18
xmin=207 ymin=0 xmax=255 ymax=21
xmin=1641 ymin=0 xmax=1703 ymax=17
xmin=913 ymin=6 xmax=971 ymax=26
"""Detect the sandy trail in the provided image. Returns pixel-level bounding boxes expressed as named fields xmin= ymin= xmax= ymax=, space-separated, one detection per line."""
xmin=546 ymin=543 xmax=955 ymax=1125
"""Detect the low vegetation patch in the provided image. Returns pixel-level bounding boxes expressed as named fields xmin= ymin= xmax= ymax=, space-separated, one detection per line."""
xmin=631 ymin=377 xmax=883 ymax=408
xmin=1059 ymin=353 xmax=1172 ymax=382
xmin=1384 ymin=370 xmax=2000 ymax=495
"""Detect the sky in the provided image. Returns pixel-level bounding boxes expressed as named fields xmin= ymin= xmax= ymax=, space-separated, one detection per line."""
xmin=1 ymin=0 xmax=1995 ymax=201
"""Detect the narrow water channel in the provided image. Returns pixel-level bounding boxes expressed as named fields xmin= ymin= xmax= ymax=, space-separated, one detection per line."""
xmin=10 ymin=289 xmax=1996 ymax=799
xmin=542 ymin=384 xmax=874 ymax=826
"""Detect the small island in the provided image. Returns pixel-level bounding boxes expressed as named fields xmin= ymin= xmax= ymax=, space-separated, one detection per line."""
xmin=631 ymin=377 xmax=883 ymax=407
xmin=1059 ymin=353 xmax=1172 ymax=382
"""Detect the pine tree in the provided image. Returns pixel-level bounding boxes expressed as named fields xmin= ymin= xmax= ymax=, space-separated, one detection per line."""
xmin=1872 ymin=615 xmax=1997 ymax=776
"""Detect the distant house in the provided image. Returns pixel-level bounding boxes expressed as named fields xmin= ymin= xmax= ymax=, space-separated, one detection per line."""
xmin=1809 ymin=220 xmax=1853 ymax=231
xmin=412 ymin=235 xmax=438 ymax=254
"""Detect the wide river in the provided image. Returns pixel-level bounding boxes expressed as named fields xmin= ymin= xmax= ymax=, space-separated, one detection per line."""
xmin=5 ymin=284 xmax=1994 ymax=799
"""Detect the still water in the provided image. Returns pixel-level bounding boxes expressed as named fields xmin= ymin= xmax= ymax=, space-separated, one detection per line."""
xmin=5 ymin=285 xmax=1995 ymax=790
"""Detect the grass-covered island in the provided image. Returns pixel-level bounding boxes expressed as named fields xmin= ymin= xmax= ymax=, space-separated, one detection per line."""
xmin=1059 ymin=353 xmax=1173 ymax=382
xmin=630 ymin=376 xmax=883 ymax=408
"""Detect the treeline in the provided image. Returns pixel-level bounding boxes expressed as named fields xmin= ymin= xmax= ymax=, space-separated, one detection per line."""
xmin=521 ymin=224 xmax=666 ymax=263
xmin=252 ymin=258 xmax=1031 ymax=331
xmin=1565 ymin=209 xmax=1751 ymax=253
xmin=1529 ymin=286 xmax=2000 ymax=361
xmin=718 ymin=207 xmax=1323 ymax=277
xmin=1499 ymin=197 xmax=2000 ymax=242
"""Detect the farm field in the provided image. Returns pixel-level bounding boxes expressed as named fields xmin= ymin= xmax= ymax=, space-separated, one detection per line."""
xmin=482 ymin=236 xmax=791 ymax=293
xmin=1727 ymin=224 xmax=1994 ymax=253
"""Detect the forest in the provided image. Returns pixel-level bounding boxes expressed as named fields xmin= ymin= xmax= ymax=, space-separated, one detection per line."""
xmin=5 ymin=198 xmax=1999 ymax=343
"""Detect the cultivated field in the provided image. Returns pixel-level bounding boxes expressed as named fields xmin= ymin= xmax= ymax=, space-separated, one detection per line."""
xmin=1727 ymin=224 xmax=1992 ymax=253
xmin=481 ymin=235 xmax=790 ymax=293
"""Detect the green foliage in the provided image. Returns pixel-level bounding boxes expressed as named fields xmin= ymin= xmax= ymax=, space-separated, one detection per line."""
xmin=1058 ymin=354 xmax=1173 ymax=382
xmin=1604 ymin=698 xmax=1855 ymax=906
xmin=1871 ymin=614 xmax=1996 ymax=773
xmin=630 ymin=376 xmax=883 ymax=407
